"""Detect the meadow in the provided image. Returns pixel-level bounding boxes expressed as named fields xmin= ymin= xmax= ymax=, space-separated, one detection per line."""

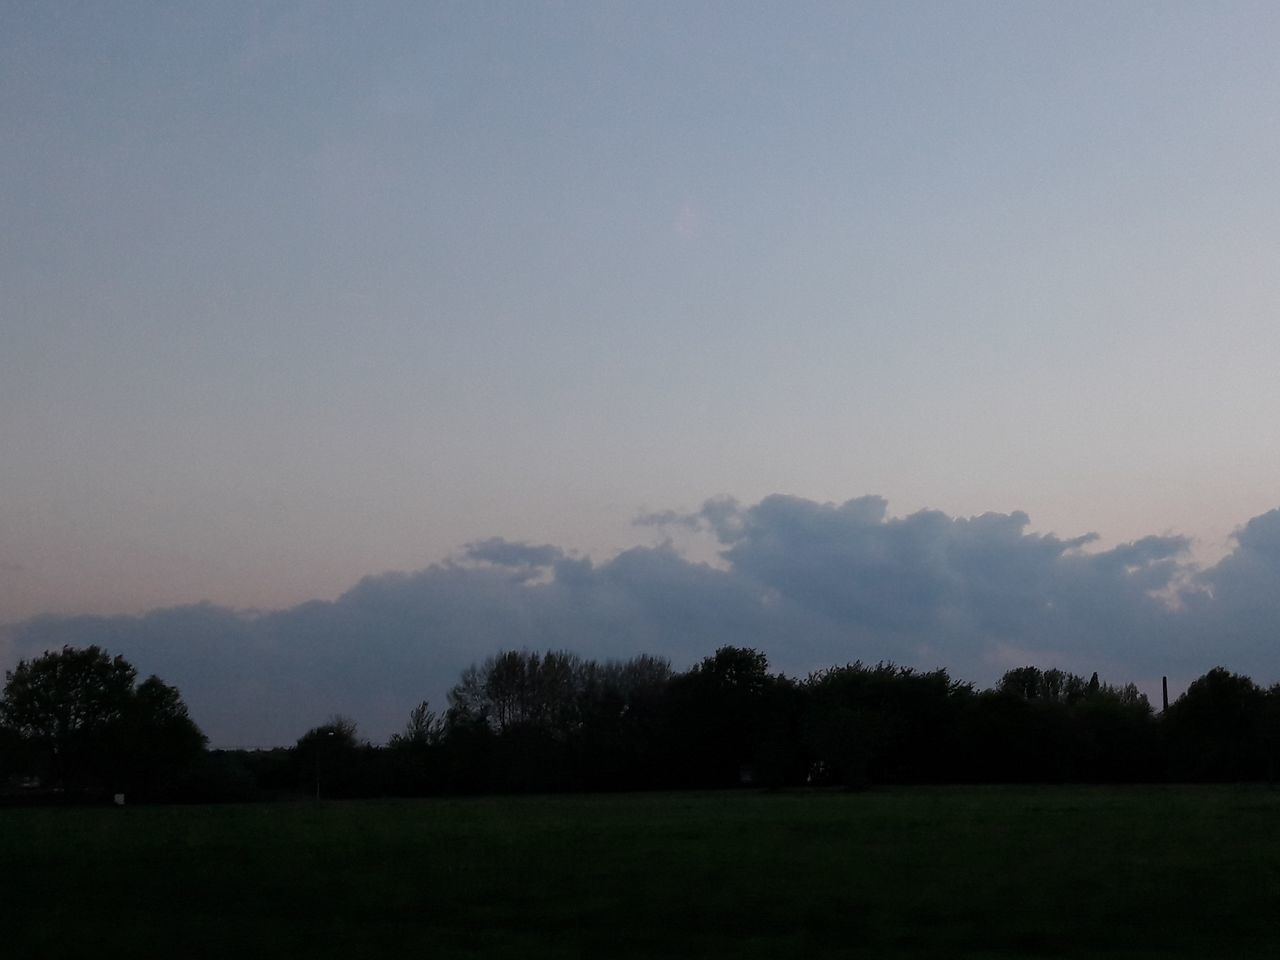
xmin=4 ymin=786 xmax=1280 ymax=958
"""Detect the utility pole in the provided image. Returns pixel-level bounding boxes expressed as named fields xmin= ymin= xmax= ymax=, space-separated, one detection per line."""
xmin=1162 ymin=676 xmax=1169 ymax=713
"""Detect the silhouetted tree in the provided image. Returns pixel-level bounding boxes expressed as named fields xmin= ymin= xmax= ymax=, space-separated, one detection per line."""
xmin=0 ymin=723 xmax=27 ymax=784
xmin=389 ymin=701 xmax=444 ymax=749
xmin=1266 ymin=684 xmax=1280 ymax=784
xmin=1072 ymin=680 xmax=1157 ymax=781
xmin=446 ymin=650 xmax=681 ymax=792
xmin=0 ymin=645 xmax=205 ymax=796
xmin=997 ymin=666 xmax=1046 ymax=701
xmin=293 ymin=716 xmax=367 ymax=798
xmin=447 ymin=650 xmax=587 ymax=737
xmin=984 ymin=665 xmax=1156 ymax=781
xmin=664 ymin=647 xmax=780 ymax=787
xmin=103 ymin=642 xmax=1280 ymax=799
xmin=574 ymin=654 xmax=673 ymax=790
xmin=805 ymin=662 xmax=972 ymax=787
xmin=1165 ymin=667 xmax=1268 ymax=780
xmin=386 ymin=701 xmax=444 ymax=795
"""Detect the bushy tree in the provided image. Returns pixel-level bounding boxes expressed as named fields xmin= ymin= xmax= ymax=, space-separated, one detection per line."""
xmin=385 ymin=701 xmax=446 ymax=795
xmin=997 ymin=666 xmax=1098 ymax=705
xmin=805 ymin=662 xmax=972 ymax=787
xmin=0 ymin=645 xmax=205 ymax=794
xmin=447 ymin=650 xmax=587 ymax=737
xmin=442 ymin=650 xmax=676 ymax=792
xmin=664 ymin=646 xmax=783 ymax=787
xmin=985 ymin=665 xmax=1155 ymax=781
xmin=293 ymin=716 xmax=368 ymax=797
xmin=1165 ymin=667 xmax=1268 ymax=780
xmin=1072 ymin=681 xmax=1157 ymax=781
xmin=575 ymin=654 xmax=674 ymax=790
xmin=389 ymin=701 xmax=444 ymax=749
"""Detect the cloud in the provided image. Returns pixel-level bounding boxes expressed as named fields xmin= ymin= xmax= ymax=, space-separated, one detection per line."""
xmin=694 ymin=496 xmax=1187 ymax=667
xmin=461 ymin=538 xmax=564 ymax=570
xmin=3 ymin=495 xmax=1278 ymax=746
xmin=1184 ymin=509 xmax=1280 ymax=672
xmin=633 ymin=508 xmax=702 ymax=530
xmin=1198 ymin=509 xmax=1280 ymax=601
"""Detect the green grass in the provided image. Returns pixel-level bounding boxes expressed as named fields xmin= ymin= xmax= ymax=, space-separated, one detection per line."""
xmin=3 ymin=786 xmax=1280 ymax=958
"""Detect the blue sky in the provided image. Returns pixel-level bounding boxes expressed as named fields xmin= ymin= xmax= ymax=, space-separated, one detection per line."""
xmin=4 ymin=3 xmax=1280 ymax=741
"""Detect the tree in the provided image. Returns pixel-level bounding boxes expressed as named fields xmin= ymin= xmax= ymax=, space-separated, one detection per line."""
xmin=389 ymin=701 xmax=443 ymax=749
xmin=665 ymin=646 xmax=780 ymax=787
xmin=805 ymin=662 xmax=972 ymax=787
xmin=988 ymin=665 xmax=1156 ymax=781
xmin=1164 ymin=667 xmax=1267 ymax=780
xmin=293 ymin=716 xmax=364 ymax=798
xmin=117 ymin=675 xmax=210 ymax=792
xmin=575 ymin=654 xmax=674 ymax=790
xmin=386 ymin=702 xmax=445 ymax=795
xmin=446 ymin=650 xmax=587 ymax=737
xmin=0 ymin=645 xmax=206 ymax=794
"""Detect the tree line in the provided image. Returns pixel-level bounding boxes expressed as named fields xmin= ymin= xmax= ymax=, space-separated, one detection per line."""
xmin=2 ymin=644 xmax=1279 ymax=802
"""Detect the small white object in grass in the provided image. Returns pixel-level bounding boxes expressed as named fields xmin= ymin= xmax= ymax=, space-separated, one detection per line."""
xmin=113 ymin=793 xmax=125 ymax=806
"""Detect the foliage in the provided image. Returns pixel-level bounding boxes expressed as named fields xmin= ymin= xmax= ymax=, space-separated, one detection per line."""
xmin=804 ymin=662 xmax=972 ymax=787
xmin=439 ymin=649 xmax=676 ymax=792
xmin=1164 ymin=667 xmax=1271 ymax=780
xmin=663 ymin=646 xmax=788 ymax=787
xmin=388 ymin=701 xmax=443 ymax=749
xmin=446 ymin=649 xmax=588 ymax=736
xmin=291 ymin=716 xmax=374 ymax=798
xmin=7 ymin=642 xmax=1280 ymax=802
xmin=365 ymin=654 xmax=1279 ymax=794
xmin=0 ymin=645 xmax=205 ymax=795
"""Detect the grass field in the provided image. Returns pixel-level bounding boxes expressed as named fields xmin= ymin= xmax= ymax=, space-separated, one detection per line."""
xmin=3 ymin=786 xmax=1280 ymax=958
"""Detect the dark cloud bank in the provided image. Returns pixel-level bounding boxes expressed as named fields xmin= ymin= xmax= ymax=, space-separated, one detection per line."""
xmin=4 ymin=495 xmax=1280 ymax=747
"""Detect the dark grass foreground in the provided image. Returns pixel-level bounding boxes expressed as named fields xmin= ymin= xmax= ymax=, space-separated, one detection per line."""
xmin=4 ymin=786 xmax=1280 ymax=958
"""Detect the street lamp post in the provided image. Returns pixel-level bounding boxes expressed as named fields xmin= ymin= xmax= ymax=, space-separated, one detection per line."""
xmin=314 ymin=728 xmax=335 ymax=800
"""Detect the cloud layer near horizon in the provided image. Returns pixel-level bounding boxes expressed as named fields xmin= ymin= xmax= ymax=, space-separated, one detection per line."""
xmin=4 ymin=495 xmax=1279 ymax=747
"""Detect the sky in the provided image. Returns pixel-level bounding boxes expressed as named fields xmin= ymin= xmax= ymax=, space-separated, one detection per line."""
xmin=3 ymin=3 xmax=1280 ymax=744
